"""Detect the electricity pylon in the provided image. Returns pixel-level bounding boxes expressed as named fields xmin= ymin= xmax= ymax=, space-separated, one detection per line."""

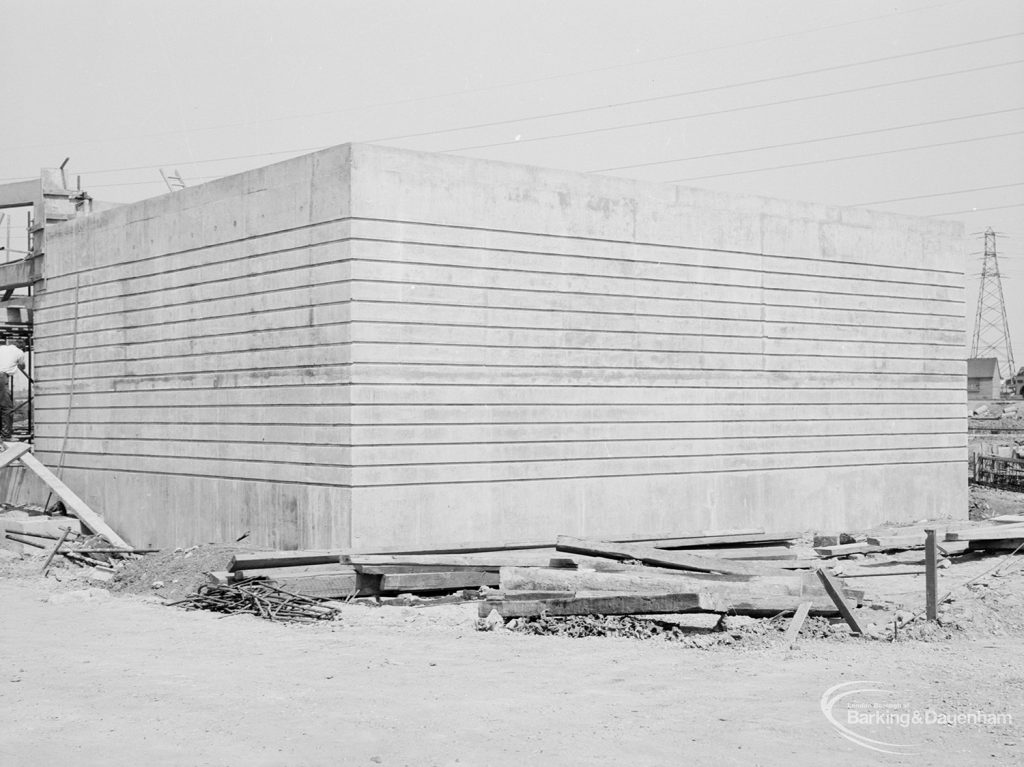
xmin=970 ymin=228 xmax=1015 ymax=378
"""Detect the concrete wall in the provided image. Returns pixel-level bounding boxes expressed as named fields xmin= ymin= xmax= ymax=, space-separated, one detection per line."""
xmin=29 ymin=143 xmax=967 ymax=548
xmin=31 ymin=147 xmax=354 ymax=548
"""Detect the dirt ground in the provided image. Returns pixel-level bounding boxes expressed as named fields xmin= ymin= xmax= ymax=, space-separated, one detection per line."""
xmin=4 ymin=516 xmax=1024 ymax=766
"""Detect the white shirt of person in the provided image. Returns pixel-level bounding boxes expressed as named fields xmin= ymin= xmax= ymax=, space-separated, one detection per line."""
xmin=0 ymin=345 xmax=26 ymax=376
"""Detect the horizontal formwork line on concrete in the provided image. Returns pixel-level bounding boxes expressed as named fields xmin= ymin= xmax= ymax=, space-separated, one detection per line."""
xmin=38 ymin=232 xmax=964 ymax=313
xmin=352 ymin=215 xmax=963 ymax=278
xmin=29 ymin=309 xmax=966 ymax=354
xmin=28 ymin=374 xmax=962 ymax=395
xmin=32 ymin=403 xmax=967 ymax=420
xmin=44 ymin=212 xmax=962 ymax=299
xmin=36 ymin=455 xmax=964 ymax=489
xmin=361 ymin=278 xmax=965 ymax=318
xmin=42 ymin=214 xmax=964 ymax=297
xmin=340 ymin=272 xmax=962 ymax=313
xmin=34 ymin=334 xmax=967 ymax=369
xmin=352 ymin=294 xmax=963 ymax=332
xmin=343 ymin=241 xmax=961 ymax=301
xmin=31 ymin=416 xmax=966 ymax=431
xmin=351 ymin=223 xmax=964 ymax=289
xmin=29 ymin=370 xmax=964 ymax=394
xmin=37 ymin=439 xmax=963 ymax=470
xmin=34 ymin=272 xmax=353 ymax=328
xmin=31 ymin=429 xmax=966 ymax=451
xmin=33 ymin=358 xmax=967 ymax=384
xmin=30 ymin=297 xmax=965 ymax=349
xmin=339 ymin=340 xmax=965 ymax=362
xmin=32 ymin=411 xmax=968 ymax=427
xmin=33 ymin=269 xmax=963 ymax=336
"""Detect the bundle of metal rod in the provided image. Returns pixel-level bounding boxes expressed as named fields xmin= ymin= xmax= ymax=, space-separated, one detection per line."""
xmin=167 ymin=577 xmax=342 ymax=622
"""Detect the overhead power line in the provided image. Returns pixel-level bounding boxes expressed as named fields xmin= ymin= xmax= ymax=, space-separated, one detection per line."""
xmin=854 ymin=181 xmax=1024 ymax=206
xmin=5 ymin=54 xmax=1020 ymax=186
xmin=0 ymin=0 xmax=965 ymax=155
xmin=929 ymin=202 xmax=1024 ymax=217
xmin=670 ymin=129 xmax=1024 ymax=182
xmin=590 ymin=106 xmax=1024 ymax=173
xmin=372 ymin=31 xmax=1024 ymax=148
xmin=444 ymin=57 xmax=1024 ymax=153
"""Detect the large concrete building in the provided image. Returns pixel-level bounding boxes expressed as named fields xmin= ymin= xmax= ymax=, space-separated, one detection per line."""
xmin=4 ymin=144 xmax=967 ymax=549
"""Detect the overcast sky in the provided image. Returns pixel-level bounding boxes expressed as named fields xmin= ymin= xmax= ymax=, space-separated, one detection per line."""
xmin=2 ymin=0 xmax=1022 ymax=375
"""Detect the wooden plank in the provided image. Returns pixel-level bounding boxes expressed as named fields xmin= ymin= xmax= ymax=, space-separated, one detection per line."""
xmin=865 ymin=534 xmax=926 ymax=549
xmin=0 ymin=178 xmax=38 ymax=210
xmin=500 ymin=566 xmax=804 ymax=595
xmin=838 ymin=569 xmax=926 ymax=578
xmin=379 ymin=571 xmax=499 ymax=592
xmin=0 ymin=442 xmax=31 ymax=469
xmin=490 ymin=590 xmax=579 ymax=601
xmin=325 ymin=529 xmax=768 ymax=556
xmin=270 ymin=572 xmax=365 ymax=598
xmin=697 ymin=545 xmax=797 ymax=560
xmin=480 ymin=591 xmax=842 ymax=619
xmin=554 ymin=536 xmax=786 ymax=576
xmin=816 ymin=568 xmax=864 ymax=635
xmin=242 ymin=550 xmax=581 ymax=572
xmin=782 ymin=602 xmax=814 ymax=648
xmin=944 ymin=525 xmax=1024 ymax=542
xmin=358 ymin=564 xmax=502 ymax=575
xmin=648 ymin=531 xmax=800 ymax=549
xmin=0 ymin=255 xmax=42 ymax=290
xmin=814 ymin=542 xmax=878 ymax=558
xmin=232 ymin=563 xmax=356 ymax=579
xmin=498 ymin=567 xmax=841 ymax=609
xmin=479 ymin=592 xmax=724 ymax=619
xmin=967 ymin=539 xmax=1024 ymax=552
xmin=16 ymin=452 xmax=130 ymax=548
xmin=229 ymin=551 xmax=342 ymax=571
xmin=937 ymin=540 xmax=970 ymax=556
xmin=341 ymin=552 xmax=581 ymax=570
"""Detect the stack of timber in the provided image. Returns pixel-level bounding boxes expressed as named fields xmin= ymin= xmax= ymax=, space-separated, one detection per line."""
xmin=216 ymin=528 xmax=815 ymax=604
xmin=480 ymin=535 xmax=862 ymax=623
xmin=220 ymin=549 xmax=506 ymax=599
xmin=945 ymin=522 xmax=1024 ymax=554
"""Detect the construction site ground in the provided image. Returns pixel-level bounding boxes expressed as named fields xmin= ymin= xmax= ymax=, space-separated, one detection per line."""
xmin=2 ymin=484 xmax=1023 ymax=766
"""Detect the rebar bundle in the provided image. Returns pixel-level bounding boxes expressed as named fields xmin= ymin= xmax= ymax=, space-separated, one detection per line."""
xmin=168 ymin=577 xmax=342 ymax=622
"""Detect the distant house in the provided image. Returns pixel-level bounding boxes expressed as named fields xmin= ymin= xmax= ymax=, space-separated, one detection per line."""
xmin=968 ymin=358 xmax=1001 ymax=399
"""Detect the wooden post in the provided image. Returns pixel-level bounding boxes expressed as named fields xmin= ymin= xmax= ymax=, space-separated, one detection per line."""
xmin=924 ymin=527 xmax=938 ymax=622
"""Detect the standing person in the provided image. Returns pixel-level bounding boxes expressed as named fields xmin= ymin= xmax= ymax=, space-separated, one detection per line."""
xmin=0 ymin=336 xmax=28 ymax=449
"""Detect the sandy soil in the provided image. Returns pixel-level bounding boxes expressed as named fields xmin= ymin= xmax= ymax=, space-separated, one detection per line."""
xmin=3 ymin=556 xmax=1024 ymax=766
